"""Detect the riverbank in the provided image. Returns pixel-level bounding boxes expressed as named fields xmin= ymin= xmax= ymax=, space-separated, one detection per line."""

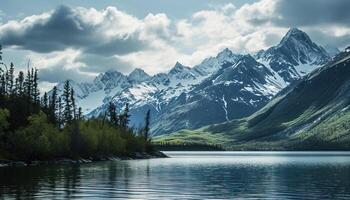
xmin=0 ymin=151 xmax=168 ymax=167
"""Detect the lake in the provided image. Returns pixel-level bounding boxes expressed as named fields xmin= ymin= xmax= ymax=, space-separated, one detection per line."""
xmin=1 ymin=151 xmax=350 ymax=199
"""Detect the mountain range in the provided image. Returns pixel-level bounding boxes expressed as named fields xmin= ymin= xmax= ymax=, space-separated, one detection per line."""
xmin=156 ymin=46 xmax=350 ymax=150
xmin=52 ymin=28 xmax=339 ymax=136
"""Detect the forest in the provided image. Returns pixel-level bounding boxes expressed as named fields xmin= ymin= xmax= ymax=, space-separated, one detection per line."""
xmin=0 ymin=45 xmax=154 ymax=161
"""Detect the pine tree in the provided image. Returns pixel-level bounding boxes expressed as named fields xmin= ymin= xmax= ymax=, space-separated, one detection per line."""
xmin=120 ymin=103 xmax=130 ymax=128
xmin=108 ymin=102 xmax=118 ymax=127
xmin=4 ymin=70 xmax=9 ymax=95
xmin=49 ymin=86 xmax=58 ymax=123
xmin=63 ymin=80 xmax=72 ymax=124
xmin=17 ymin=71 xmax=24 ymax=95
xmin=24 ymin=69 xmax=32 ymax=98
xmin=30 ymin=68 xmax=34 ymax=99
xmin=0 ymin=74 xmax=5 ymax=96
xmin=70 ymin=88 xmax=76 ymax=120
xmin=144 ymin=109 xmax=151 ymax=141
xmin=24 ymin=69 xmax=33 ymax=115
xmin=14 ymin=77 xmax=19 ymax=96
xmin=58 ymin=97 xmax=63 ymax=128
xmin=42 ymin=92 xmax=48 ymax=108
xmin=32 ymin=68 xmax=39 ymax=103
xmin=63 ymin=81 xmax=71 ymax=123
xmin=7 ymin=63 xmax=14 ymax=96
xmin=77 ymin=107 xmax=83 ymax=120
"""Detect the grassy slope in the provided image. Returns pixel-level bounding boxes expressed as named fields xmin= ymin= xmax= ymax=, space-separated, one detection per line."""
xmin=154 ymin=52 xmax=350 ymax=150
xmin=153 ymin=129 xmax=231 ymax=145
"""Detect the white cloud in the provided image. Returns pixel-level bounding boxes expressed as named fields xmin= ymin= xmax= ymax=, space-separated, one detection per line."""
xmin=28 ymin=49 xmax=96 ymax=83
xmin=0 ymin=0 xmax=349 ymax=89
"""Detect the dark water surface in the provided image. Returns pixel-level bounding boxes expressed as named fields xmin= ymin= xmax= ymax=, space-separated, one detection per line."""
xmin=1 ymin=151 xmax=350 ymax=199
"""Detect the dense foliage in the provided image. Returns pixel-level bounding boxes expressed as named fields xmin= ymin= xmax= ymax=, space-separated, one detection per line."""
xmin=0 ymin=45 xmax=152 ymax=161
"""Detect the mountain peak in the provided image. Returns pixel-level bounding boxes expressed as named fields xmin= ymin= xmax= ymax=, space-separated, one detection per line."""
xmin=287 ymin=27 xmax=303 ymax=34
xmin=128 ymin=68 xmax=150 ymax=82
xmin=216 ymin=48 xmax=233 ymax=59
xmin=279 ymin=28 xmax=312 ymax=46
xmin=216 ymin=48 xmax=242 ymax=64
xmin=169 ymin=62 xmax=190 ymax=75
xmin=130 ymin=68 xmax=147 ymax=74
xmin=93 ymin=70 xmax=129 ymax=90
xmin=174 ymin=61 xmax=185 ymax=68
xmin=129 ymin=68 xmax=149 ymax=78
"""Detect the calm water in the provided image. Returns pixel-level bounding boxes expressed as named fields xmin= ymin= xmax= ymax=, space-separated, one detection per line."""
xmin=1 ymin=151 xmax=350 ymax=199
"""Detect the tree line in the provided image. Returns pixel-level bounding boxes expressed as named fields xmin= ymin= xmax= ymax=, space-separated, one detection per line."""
xmin=154 ymin=142 xmax=225 ymax=151
xmin=0 ymin=45 xmax=153 ymax=161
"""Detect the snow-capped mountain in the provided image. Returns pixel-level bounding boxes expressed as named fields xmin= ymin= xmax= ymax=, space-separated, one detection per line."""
xmin=128 ymin=68 xmax=151 ymax=83
xmin=84 ymin=51 xmax=242 ymax=121
xmin=150 ymin=28 xmax=333 ymax=135
xmin=93 ymin=70 xmax=131 ymax=94
xmin=256 ymin=28 xmax=330 ymax=83
xmin=51 ymin=28 xmax=333 ymax=135
xmin=150 ymin=54 xmax=284 ymax=135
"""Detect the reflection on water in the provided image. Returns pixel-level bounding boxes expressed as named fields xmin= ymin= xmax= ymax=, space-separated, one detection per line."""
xmin=1 ymin=151 xmax=350 ymax=199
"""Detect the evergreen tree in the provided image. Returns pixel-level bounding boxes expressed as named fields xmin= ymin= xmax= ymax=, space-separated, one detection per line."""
xmin=0 ymin=74 xmax=5 ymax=96
xmin=30 ymin=68 xmax=34 ymax=99
xmin=7 ymin=63 xmax=14 ymax=96
xmin=77 ymin=107 xmax=83 ymax=120
xmin=17 ymin=71 xmax=24 ymax=95
xmin=32 ymin=68 xmax=39 ymax=103
xmin=107 ymin=102 xmax=118 ymax=127
xmin=24 ymin=68 xmax=32 ymax=100
xmin=144 ymin=109 xmax=151 ymax=141
xmin=70 ymin=88 xmax=76 ymax=120
xmin=4 ymin=70 xmax=9 ymax=95
xmin=48 ymin=86 xmax=58 ymax=123
xmin=120 ymin=103 xmax=130 ymax=128
xmin=14 ymin=78 xmax=19 ymax=96
xmin=58 ymin=97 xmax=63 ymax=128
xmin=63 ymin=80 xmax=72 ymax=124
xmin=42 ymin=92 xmax=48 ymax=108
xmin=23 ymin=69 xmax=33 ymax=115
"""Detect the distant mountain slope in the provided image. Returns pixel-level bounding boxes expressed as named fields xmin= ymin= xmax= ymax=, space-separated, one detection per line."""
xmin=155 ymin=47 xmax=350 ymax=150
xmin=51 ymin=28 xmax=333 ymax=136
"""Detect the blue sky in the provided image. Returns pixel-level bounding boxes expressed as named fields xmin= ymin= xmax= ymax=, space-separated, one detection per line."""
xmin=0 ymin=0 xmax=349 ymax=91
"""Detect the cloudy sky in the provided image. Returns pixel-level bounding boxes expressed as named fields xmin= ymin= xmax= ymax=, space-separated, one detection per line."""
xmin=0 ymin=0 xmax=349 ymax=91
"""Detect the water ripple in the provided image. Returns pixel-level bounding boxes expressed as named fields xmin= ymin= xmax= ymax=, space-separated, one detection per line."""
xmin=1 ymin=151 xmax=350 ymax=199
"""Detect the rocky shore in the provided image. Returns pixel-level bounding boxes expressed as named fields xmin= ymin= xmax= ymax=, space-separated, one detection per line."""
xmin=0 ymin=151 xmax=168 ymax=167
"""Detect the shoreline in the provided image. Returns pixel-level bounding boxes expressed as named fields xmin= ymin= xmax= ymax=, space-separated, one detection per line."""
xmin=0 ymin=151 xmax=168 ymax=167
